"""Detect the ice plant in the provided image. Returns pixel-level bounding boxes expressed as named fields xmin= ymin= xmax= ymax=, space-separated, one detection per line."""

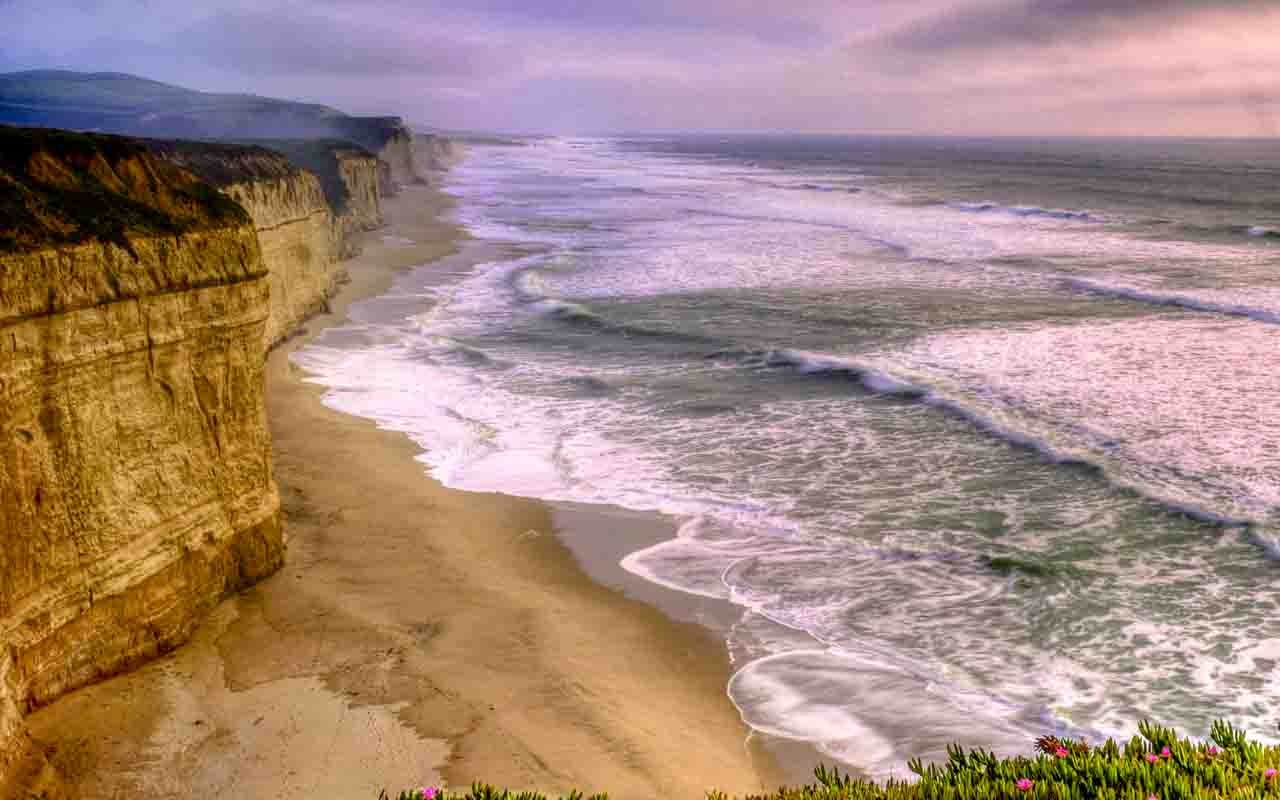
xmin=382 ymin=721 xmax=1280 ymax=800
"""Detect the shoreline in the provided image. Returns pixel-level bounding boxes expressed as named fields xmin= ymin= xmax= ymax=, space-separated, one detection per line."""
xmin=26 ymin=179 xmax=787 ymax=798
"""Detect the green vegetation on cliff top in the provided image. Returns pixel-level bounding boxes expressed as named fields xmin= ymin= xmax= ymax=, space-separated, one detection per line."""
xmin=383 ymin=722 xmax=1280 ymax=800
xmin=0 ymin=124 xmax=249 ymax=253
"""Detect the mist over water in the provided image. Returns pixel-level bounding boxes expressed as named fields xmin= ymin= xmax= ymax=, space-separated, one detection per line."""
xmin=295 ymin=135 xmax=1280 ymax=777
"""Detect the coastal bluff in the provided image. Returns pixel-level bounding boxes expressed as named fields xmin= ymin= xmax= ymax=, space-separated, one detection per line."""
xmin=154 ymin=139 xmax=384 ymax=345
xmin=0 ymin=124 xmax=408 ymax=797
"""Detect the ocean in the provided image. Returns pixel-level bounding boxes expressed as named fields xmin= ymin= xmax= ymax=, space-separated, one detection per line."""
xmin=293 ymin=135 xmax=1280 ymax=776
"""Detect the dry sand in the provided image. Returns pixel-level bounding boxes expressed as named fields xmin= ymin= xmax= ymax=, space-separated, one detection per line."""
xmin=26 ymin=182 xmax=783 ymax=799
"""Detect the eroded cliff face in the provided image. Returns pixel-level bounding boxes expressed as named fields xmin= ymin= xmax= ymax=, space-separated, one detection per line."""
xmin=220 ymin=171 xmax=341 ymax=346
xmin=0 ymin=126 xmax=284 ymax=796
xmin=376 ymin=125 xmax=422 ymax=194
xmin=0 ymin=124 xmax=438 ymax=795
xmin=416 ymin=133 xmax=463 ymax=178
xmin=156 ymin=140 xmax=374 ymax=347
xmin=334 ymin=148 xmax=383 ymax=245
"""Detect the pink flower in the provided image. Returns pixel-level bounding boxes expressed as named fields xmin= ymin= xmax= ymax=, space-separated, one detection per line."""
xmin=422 ymin=788 xmax=439 ymax=800
xmin=1207 ymin=746 xmax=1220 ymax=756
xmin=1016 ymin=778 xmax=1034 ymax=792
xmin=1161 ymin=747 xmax=1172 ymax=759
xmin=1146 ymin=753 xmax=1161 ymax=763
xmin=1266 ymin=768 xmax=1277 ymax=780
xmin=1147 ymin=795 xmax=1158 ymax=800
xmin=1055 ymin=747 xmax=1070 ymax=758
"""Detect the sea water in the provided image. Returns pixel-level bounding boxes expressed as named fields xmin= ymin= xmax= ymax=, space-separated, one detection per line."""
xmin=294 ymin=135 xmax=1280 ymax=776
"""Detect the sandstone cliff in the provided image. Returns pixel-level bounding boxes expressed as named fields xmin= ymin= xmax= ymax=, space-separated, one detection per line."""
xmin=334 ymin=146 xmax=384 ymax=239
xmin=244 ymin=139 xmax=385 ymax=253
xmin=416 ymin=133 xmax=464 ymax=177
xmin=0 ymin=126 xmax=284 ymax=796
xmin=376 ymin=124 xmax=422 ymax=193
xmin=154 ymin=139 xmax=383 ymax=345
xmin=0 ymin=122 xmax=451 ymax=796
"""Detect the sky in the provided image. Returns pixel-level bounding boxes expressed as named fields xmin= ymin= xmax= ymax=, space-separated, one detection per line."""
xmin=2 ymin=0 xmax=1279 ymax=136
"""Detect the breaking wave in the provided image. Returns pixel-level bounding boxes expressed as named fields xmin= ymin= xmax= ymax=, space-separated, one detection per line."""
xmin=952 ymin=202 xmax=1097 ymax=222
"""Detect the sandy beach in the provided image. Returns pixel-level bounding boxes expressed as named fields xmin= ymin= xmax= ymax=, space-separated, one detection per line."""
xmin=25 ymin=179 xmax=783 ymax=799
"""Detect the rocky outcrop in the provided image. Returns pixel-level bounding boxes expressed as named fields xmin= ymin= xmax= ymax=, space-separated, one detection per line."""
xmin=224 ymin=170 xmax=338 ymax=345
xmin=154 ymin=139 xmax=380 ymax=346
xmin=334 ymin=147 xmax=383 ymax=244
xmin=416 ymin=133 xmax=464 ymax=178
xmin=0 ymin=126 xmax=284 ymax=795
xmin=0 ymin=122 xmax=454 ymax=796
xmin=375 ymin=124 xmax=421 ymax=193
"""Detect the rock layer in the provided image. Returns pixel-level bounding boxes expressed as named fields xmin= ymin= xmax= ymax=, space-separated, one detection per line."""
xmin=374 ymin=124 xmax=422 ymax=192
xmin=334 ymin=147 xmax=383 ymax=240
xmin=156 ymin=139 xmax=383 ymax=346
xmin=417 ymin=133 xmax=464 ymax=178
xmin=0 ymin=127 xmax=285 ymax=796
xmin=0 ymin=123 xmax=449 ymax=796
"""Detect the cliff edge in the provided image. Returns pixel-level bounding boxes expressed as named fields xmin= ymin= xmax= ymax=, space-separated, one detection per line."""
xmin=152 ymin=138 xmax=383 ymax=344
xmin=0 ymin=126 xmax=285 ymax=797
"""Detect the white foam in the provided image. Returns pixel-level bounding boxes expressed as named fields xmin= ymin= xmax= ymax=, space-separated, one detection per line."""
xmin=866 ymin=315 xmax=1280 ymax=525
xmin=728 ymin=650 xmax=1031 ymax=779
xmin=294 ymin=138 xmax=1280 ymax=774
xmin=1065 ymin=276 xmax=1280 ymax=324
xmin=952 ymin=202 xmax=1097 ymax=222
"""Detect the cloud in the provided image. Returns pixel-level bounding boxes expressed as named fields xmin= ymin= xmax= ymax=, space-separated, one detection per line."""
xmin=419 ymin=0 xmax=829 ymax=45
xmin=1 ymin=0 xmax=1279 ymax=135
xmin=180 ymin=8 xmax=503 ymax=78
xmin=880 ymin=0 xmax=1274 ymax=53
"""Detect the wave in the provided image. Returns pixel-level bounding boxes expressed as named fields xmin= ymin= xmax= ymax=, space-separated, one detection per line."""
xmin=409 ymin=337 xmax=503 ymax=368
xmin=1063 ymin=278 xmax=1280 ymax=324
xmin=763 ymin=349 xmax=925 ymax=396
xmin=736 ymin=176 xmax=864 ymax=195
xmin=752 ymin=349 xmax=1255 ymax=529
xmin=1142 ymin=221 xmax=1280 ymax=243
xmin=562 ymin=375 xmax=615 ymax=396
xmin=1248 ymin=528 xmax=1280 ymax=561
xmin=663 ymin=401 xmax=741 ymax=417
xmin=797 ymin=182 xmax=863 ymax=194
xmin=532 ymin=298 xmax=609 ymax=328
xmin=529 ymin=296 xmax=731 ymax=350
xmin=951 ymin=202 xmax=1097 ymax=222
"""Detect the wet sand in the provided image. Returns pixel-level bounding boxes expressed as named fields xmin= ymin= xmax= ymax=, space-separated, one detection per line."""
xmin=26 ymin=181 xmax=783 ymax=799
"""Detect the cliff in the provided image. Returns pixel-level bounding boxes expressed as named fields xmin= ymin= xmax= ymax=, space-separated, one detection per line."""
xmin=0 ymin=126 xmax=285 ymax=795
xmin=151 ymin=139 xmax=380 ymax=345
xmin=416 ymin=133 xmax=464 ymax=178
xmin=372 ymin=123 xmax=421 ymax=193
xmin=235 ymin=139 xmax=385 ymax=250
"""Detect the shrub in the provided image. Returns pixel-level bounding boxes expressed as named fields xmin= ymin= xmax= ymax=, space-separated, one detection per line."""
xmin=383 ymin=721 xmax=1280 ymax=800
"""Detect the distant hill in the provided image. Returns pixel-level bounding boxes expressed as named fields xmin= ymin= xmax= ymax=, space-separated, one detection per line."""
xmin=0 ymin=70 xmax=410 ymax=157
